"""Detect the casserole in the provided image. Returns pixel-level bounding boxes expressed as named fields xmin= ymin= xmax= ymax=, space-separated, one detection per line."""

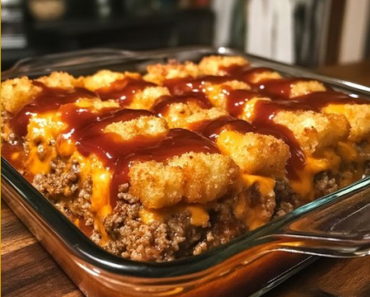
xmin=2 ymin=47 xmax=370 ymax=297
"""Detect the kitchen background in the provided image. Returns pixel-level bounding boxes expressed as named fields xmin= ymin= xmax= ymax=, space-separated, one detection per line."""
xmin=2 ymin=0 xmax=370 ymax=70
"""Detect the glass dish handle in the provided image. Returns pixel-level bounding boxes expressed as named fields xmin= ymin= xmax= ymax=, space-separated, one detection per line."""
xmin=2 ymin=48 xmax=136 ymax=76
xmin=264 ymin=179 xmax=370 ymax=257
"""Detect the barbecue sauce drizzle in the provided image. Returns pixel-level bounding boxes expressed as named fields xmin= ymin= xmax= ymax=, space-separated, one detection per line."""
xmin=9 ymin=81 xmax=218 ymax=208
xmin=161 ymin=65 xmax=368 ymax=179
xmin=10 ymin=81 xmax=97 ymax=137
xmin=6 ymin=66 xmax=369 ymax=206
xmin=95 ymin=77 xmax=156 ymax=106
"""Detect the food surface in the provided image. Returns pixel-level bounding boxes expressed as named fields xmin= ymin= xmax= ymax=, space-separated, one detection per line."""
xmin=2 ymin=55 xmax=370 ymax=262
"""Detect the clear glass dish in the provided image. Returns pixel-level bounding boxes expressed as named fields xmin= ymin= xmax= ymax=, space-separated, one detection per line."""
xmin=2 ymin=46 xmax=370 ymax=297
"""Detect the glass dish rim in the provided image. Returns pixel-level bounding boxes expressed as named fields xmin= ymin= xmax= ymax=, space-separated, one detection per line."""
xmin=2 ymin=46 xmax=370 ymax=279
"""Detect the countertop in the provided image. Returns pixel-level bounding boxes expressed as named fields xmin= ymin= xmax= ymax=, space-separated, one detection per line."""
xmin=2 ymin=60 xmax=370 ymax=297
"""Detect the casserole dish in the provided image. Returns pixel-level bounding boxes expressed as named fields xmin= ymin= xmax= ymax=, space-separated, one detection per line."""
xmin=2 ymin=46 xmax=370 ymax=297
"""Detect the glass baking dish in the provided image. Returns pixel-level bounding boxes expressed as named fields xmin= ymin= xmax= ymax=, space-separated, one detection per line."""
xmin=2 ymin=47 xmax=370 ymax=297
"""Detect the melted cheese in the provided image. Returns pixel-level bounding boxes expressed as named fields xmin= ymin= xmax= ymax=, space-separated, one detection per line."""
xmin=27 ymin=112 xmax=66 ymax=175
xmin=139 ymin=204 xmax=210 ymax=227
xmin=241 ymin=174 xmax=276 ymax=197
xmin=322 ymin=104 xmax=346 ymax=116
xmin=337 ymin=141 xmax=358 ymax=163
xmin=233 ymin=174 xmax=276 ymax=231
xmin=290 ymin=149 xmax=341 ymax=201
xmin=242 ymin=98 xmax=261 ymax=121
xmin=67 ymin=151 xmax=112 ymax=245
xmin=26 ymin=113 xmax=113 ymax=245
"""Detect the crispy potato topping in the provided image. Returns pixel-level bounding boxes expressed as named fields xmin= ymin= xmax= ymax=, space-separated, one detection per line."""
xmin=217 ymin=130 xmax=290 ymax=177
xmin=199 ymin=55 xmax=249 ymax=76
xmin=248 ymin=71 xmax=282 ymax=84
xmin=273 ymin=110 xmax=350 ymax=154
xmin=290 ymin=81 xmax=326 ymax=98
xmin=205 ymin=80 xmax=251 ymax=109
xmin=323 ymin=103 xmax=370 ymax=142
xmin=165 ymin=103 xmax=227 ymax=129
xmin=1 ymin=77 xmax=42 ymax=114
xmin=130 ymin=86 xmax=170 ymax=110
xmin=37 ymin=72 xmax=77 ymax=89
xmin=144 ymin=60 xmax=200 ymax=85
xmin=104 ymin=116 xmax=168 ymax=141
xmin=78 ymin=70 xmax=141 ymax=91
xmin=129 ymin=152 xmax=240 ymax=208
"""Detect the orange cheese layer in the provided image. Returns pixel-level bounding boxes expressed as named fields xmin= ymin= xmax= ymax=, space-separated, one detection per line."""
xmin=27 ymin=112 xmax=67 ymax=175
xmin=19 ymin=102 xmax=370 ymax=245
xmin=290 ymin=149 xmax=341 ymax=201
xmin=26 ymin=111 xmax=112 ymax=245
xmin=234 ymin=175 xmax=276 ymax=231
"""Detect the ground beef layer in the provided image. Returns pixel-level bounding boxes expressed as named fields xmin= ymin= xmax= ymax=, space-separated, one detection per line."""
xmin=32 ymin=157 xmax=244 ymax=262
xmin=5 ymin=123 xmax=370 ymax=262
xmin=102 ymin=197 xmax=244 ymax=262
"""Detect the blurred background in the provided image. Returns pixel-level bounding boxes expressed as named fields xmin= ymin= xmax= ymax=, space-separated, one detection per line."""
xmin=2 ymin=0 xmax=370 ymax=74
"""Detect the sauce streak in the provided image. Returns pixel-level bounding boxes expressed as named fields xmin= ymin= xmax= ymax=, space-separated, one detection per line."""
xmin=226 ymin=89 xmax=264 ymax=117
xmin=257 ymin=78 xmax=319 ymax=98
xmin=221 ymin=65 xmax=275 ymax=85
xmin=194 ymin=116 xmax=254 ymax=141
xmin=181 ymin=68 xmax=368 ymax=178
xmin=60 ymin=106 xmax=219 ymax=207
xmin=96 ymin=78 xmax=156 ymax=106
xmin=162 ymin=76 xmax=309 ymax=178
xmin=252 ymin=101 xmax=306 ymax=179
xmin=110 ymin=128 xmax=219 ymax=206
xmin=10 ymin=82 xmax=96 ymax=137
xmin=5 ymin=66 xmax=369 ymax=208
xmin=164 ymin=76 xmax=234 ymax=96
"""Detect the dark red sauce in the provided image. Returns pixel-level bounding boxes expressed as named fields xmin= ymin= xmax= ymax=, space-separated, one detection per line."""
xmin=252 ymin=101 xmax=306 ymax=179
xmin=6 ymin=66 xmax=369 ymax=209
xmin=257 ymin=78 xmax=318 ymax=98
xmin=2 ymin=142 xmax=23 ymax=168
xmin=194 ymin=116 xmax=254 ymax=141
xmin=164 ymin=75 xmax=234 ymax=96
xmin=226 ymin=89 xmax=264 ymax=117
xmin=79 ymin=220 xmax=94 ymax=237
xmin=161 ymin=76 xmax=310 ymax=178
xmin=221 ymin=65 xmax=276 ymax=85
xmin=10 ymin=82 xmax=97 ymax=137
xmin=2 ymin=142 xmax=35 ymax=182
xmin=226 ymin=90 xmax=369 ymax=117
xmin=224 ymin=90 xmax=312 ymax=178
xmin=152 ymin=94 xmax=213 ymax=117
xmin=95 ymin=78 xmax=156 ymax=106
xmin=110 ymin=128 xmax=219 ymax=206
xmin=192 ymin=112 xmax=305 ymax=179
xmin=224 ymin=89 xmax=369 ymax=178
xmin=60 ymin=106 xmax=154 ymax=165
xmin=60 ymin=106 xmax=218 ymax=207
xmin=7 ymin=79 xmax=219 ymax=208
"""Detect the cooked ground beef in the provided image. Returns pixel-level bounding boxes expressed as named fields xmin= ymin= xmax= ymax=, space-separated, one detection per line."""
xmin=33 ymin=157 xmax=94 ymax=225
xmin=103 ymin=188 xmax=244 ymax=262
xmin=314 ymin=171 xmax=338 ymax=197
xmin=11 ymin=139 xmax=370 ymax=262
xmin=31 ymin=157 xmax=245 ymax=262
xmin=34 ymin=158 xmax=80 ymax=197
xmin=273 ymin=178 xmax=303 ymax=218
xmin=1 ymin=110 xmax=19 ymax=145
